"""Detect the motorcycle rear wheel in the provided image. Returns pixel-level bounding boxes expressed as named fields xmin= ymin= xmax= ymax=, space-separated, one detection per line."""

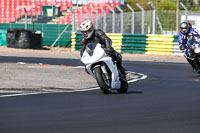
xmin=94 ymin=67 xmax=112 ymax=94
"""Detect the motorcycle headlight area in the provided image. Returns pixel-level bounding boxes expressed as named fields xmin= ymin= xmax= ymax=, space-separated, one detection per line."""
xmin=194 ymin=48 xmax=200 ymax=53
xmin=86 ymin=46 xmax=94 ymax=56
xmin=85 ymin=43 xmax=97 ymax=56
xmin=194 ymin=44 xmax=200 ymax=53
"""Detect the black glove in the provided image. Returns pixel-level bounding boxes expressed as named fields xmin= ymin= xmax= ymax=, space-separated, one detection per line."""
xmin=179 ymin=45 xmax=185 ymax=50
xmin=105 ymin=48 xmax=112 ymax=55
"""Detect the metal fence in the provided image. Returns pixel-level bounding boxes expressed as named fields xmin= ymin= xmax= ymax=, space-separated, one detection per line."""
xmin=4 ymin=5 xmax=200 ymax=35
xmin=16 ymin=9 xmax=172 ymax=34
xmin=72 ymin=9 xmax=176 ymax=34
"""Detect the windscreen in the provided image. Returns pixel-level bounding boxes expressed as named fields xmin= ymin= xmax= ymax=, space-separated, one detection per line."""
xmin=187 ymin=36 xmax=200 ymax=49
xmin=85 ymin=43 xmax=97 ymax=56
xmin=187 ymin=37 xmax=196 ymax=46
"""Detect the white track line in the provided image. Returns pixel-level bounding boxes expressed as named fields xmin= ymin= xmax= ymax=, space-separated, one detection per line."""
xmin=0 ymin=71 xmax=147 ymax=98
xmin=0 ymin=88 xmax=101 ymax=98
xmin=0 ymin=92 xmax=48 ymax=98
xmin=127 ymin=71 xmax=148 ymax=83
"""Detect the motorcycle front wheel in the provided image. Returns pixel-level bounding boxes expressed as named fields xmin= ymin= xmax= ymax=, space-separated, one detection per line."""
xmin=94 ymin=67 xmax=112 ymax=94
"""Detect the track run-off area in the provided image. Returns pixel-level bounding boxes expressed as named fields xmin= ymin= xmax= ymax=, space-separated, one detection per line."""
xmin=0 ymin=62 xmax=147 ymax=98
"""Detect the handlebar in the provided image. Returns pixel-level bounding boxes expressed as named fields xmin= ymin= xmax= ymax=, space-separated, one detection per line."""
xmin=187 ymin=33 xmax=200 ymax=37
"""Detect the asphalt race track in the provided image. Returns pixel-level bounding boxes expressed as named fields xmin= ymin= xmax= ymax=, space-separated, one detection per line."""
xmin=0 ymin=56 xmax=200 ymax=133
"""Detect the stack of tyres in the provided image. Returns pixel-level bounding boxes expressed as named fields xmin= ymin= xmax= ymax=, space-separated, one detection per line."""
xmin=6 ymin=29 xmax=42 ymax=49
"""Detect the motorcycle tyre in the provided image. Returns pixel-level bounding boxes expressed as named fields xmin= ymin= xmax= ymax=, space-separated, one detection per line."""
xmin=94 ymin=67 xmax=112 ymax=94
xmin=117 ymin=79 xmax=128 ymax=93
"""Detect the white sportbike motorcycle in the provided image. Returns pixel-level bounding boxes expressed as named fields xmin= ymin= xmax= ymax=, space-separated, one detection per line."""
xmin=81 ymin=43 xmax=128 ymax=94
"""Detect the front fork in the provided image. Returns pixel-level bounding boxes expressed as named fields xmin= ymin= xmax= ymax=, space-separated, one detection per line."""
xmin=101 ymin=65 xmax=110 ymax=81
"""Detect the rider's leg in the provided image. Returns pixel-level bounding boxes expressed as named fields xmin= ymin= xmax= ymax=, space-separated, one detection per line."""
xmin=192 ymin=56 xmax=200 ymax=73
xmin=110 ymin=50 xmax=127 ymax=76
xmin=186 ymin=58 xmax=197 ymax=72
xmin=186 ymin=50 xmax=200 ymax=73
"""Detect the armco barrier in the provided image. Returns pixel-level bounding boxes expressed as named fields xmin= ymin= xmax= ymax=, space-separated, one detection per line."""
xmin=146 ymin=34 xmax=175 ymax=55
xmin=71 ymin=32 xmax=81 ymax=51
xmin=71 ymin=32 xmax=123 ymax=53
xmin=173 ymin=35 xmax=183 ymax=56
xmin=106 ymin=33 xmax=123 ymax=53
xmin=71 ymin=32 xmax=181 ymax=55
xmin=121 ymin=34 xmax=147 ymax=54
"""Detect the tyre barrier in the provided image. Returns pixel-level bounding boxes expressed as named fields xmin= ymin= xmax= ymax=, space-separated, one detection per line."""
xmin=71 ymin=32 xmax=182 ymax=56
xmin=6 ymin=29 xmax=42 ymax=49
xmin=0 ymin=23 xmax=72 ymax=47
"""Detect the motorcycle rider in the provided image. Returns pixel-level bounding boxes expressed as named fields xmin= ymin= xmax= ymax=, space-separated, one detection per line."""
xmin=79 ymin=20 xmax=126 ymax=77
xmin=178 ymin=21 xmax=200 ymax=73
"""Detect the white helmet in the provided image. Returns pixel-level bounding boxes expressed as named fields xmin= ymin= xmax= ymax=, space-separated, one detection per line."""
xmin=80 ymin=20 xmax=94 ymax=39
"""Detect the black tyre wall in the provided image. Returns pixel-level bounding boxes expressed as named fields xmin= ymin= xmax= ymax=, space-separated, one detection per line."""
xmin=6 ymin=29 xmax=42 ymax=49
xmin=94 ymin=67 xmax=112 ymax=94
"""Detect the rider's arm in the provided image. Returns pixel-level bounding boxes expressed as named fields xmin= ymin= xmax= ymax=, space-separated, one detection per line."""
xmin=178 ymin=33 xmax=183 ymax=46
xmin=178 ymin=33 xmax=186 ymax=51
xmin=190 ymin=28 xmax=199 ymax=36
xmin=96 ymin=29 xmax=112 ymax=51
xmin=80 ymin=38 xmax=86 ymax=57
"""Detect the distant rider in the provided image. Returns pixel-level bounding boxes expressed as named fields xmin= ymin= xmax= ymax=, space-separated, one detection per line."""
xmin=79 ymin=20 xmax=126 ymax=77
xmin=178 ymin=21 xmax=200 ymax=73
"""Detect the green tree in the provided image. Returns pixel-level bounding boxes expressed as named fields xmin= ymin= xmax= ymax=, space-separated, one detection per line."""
xmin=156 ymin=0 xmax=176 ymax=10
xmin=126 ymin=0 xmax=157 ymax=11
xmin=126 ymin=0 xmax=176 ymax=11
xmin=181 ymin=0 xmax=194 ymax=10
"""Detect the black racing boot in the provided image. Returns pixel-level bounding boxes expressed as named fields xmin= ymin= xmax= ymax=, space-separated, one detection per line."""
xmin=197 ymin=70 xmax=200 ymax=74
xmin=111 ymin=50 xmax=127 ymax=78
xmin=193 ymin=68 xmax=197 ymax=73
xmin=118 ymin=65 xmax=127 ymax=81
xmin=191 ymin=58 xmax=200 ymax=73
xmin=187 ymin=58 xmax=197 ymax=72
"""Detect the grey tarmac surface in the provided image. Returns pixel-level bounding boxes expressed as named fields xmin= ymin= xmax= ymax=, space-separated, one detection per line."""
xmin=1 ymin=47 xmax=200 ymax=133
xmin=0 ymin=46 xmax=186 ymax=94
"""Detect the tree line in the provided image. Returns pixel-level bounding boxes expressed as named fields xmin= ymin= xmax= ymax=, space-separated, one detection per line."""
xmin=125 ymin=0 xmax=200 ymax=11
